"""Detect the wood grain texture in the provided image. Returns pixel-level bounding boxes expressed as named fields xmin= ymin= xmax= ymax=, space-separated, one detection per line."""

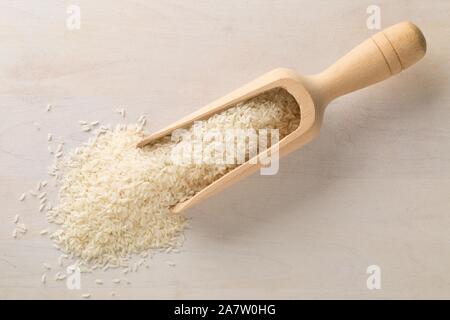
xmin=0 ymin=0 xmax=449 ymax=299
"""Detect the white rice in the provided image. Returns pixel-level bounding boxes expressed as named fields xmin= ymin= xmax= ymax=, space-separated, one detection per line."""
xmin=17 ymin=223 xmax=27 ymax=233
xmin=166 ymin=261 xmax=176 ymax=267
xmin=46 ymin=88 xmax=300 ymax=266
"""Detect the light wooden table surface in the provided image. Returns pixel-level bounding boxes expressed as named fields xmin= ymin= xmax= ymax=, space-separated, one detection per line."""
xmin=1 ymin=0 xmax=449 ymax=299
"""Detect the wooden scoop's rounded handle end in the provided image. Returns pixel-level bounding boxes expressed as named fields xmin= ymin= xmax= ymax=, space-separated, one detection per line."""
xmin=312 ymin=21 xmax=427 ymax=106
xmin=374 ymin=21 xmax=427 ymax=74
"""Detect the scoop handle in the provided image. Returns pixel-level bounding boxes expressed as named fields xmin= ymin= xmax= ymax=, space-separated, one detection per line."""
xmin=311 ymin=21 xmax=426 ymax=107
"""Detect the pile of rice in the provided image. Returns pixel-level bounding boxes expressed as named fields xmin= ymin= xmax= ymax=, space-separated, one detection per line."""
xmin=47 ymin=88 xmax=300 ymax=266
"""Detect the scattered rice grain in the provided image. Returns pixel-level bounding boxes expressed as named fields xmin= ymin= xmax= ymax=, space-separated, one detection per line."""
xmin=166 ymin=261 xmax=176 ymax=267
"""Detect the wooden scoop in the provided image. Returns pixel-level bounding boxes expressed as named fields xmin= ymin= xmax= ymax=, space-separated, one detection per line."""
xmin=138 ymin=21 xmax=426 ymax=213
